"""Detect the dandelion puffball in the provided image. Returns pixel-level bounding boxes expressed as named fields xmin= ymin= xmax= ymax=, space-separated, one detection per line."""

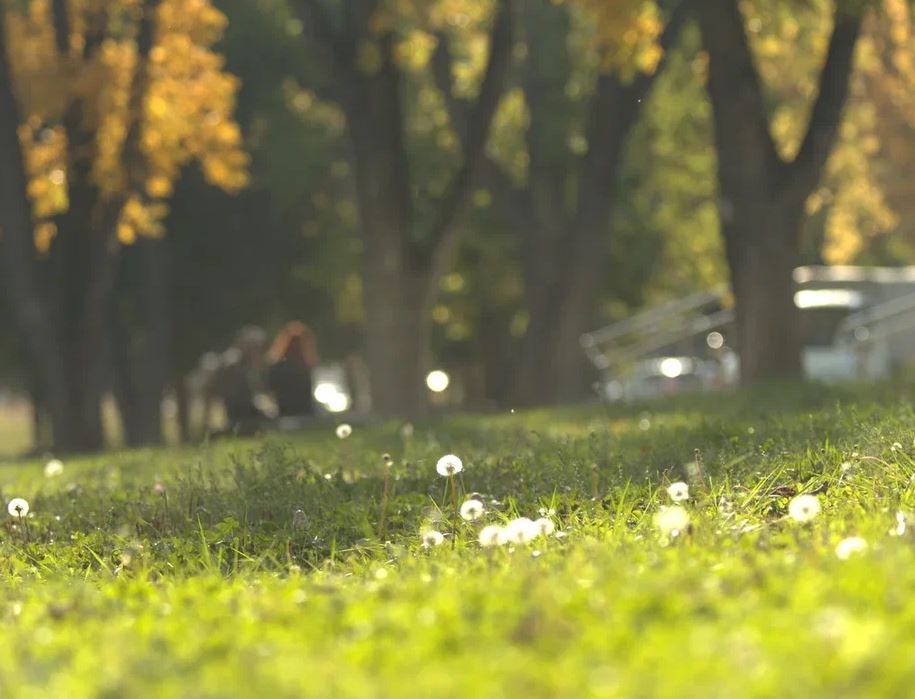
xmin=335 ymin=424 xmax=352 ymax=439
xmin=505 ymin=517 xmax=538 ymax=544
xmin=460 ymin=499 xmax=484 ymax=521
xmin=436 ymin=454 xmax=463 ymax=477
xmin=478 ymin=525 xmax=504 ymax=547
xmin=835 ymin=536 xmax=868 ymax=560
xmin=7 ymin=498 xmax=29 ymax=518
xmin=44 ymin=459 xmax=64 ymax=477
xmin=891 ymin=512 xmax=907 ymax=537
xmin=667 ymin=481 xmax=689 ymax=503
xmin=421 ymin=530 xmax=444 ymax=548
xmin=654 ymin=505 xmax=690 ymax=536
xmin=788 ymin=494 xmax=821 ymax=523
xmin=533 ymin=517 xmax=555 ymax=537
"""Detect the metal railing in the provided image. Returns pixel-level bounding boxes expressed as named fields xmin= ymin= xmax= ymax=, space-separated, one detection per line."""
xmin=581 ymin=287 xmax=733 ymax=375
xmin=835 ymin=289 xmax=915 ymax=345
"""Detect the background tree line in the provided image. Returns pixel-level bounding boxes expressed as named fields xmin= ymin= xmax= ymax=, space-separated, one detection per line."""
xmin=1 ymin=0 xmax=914 ymax=452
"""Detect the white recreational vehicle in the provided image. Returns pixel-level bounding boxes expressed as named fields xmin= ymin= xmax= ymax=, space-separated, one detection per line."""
xmin=581 ymin=266 xmax=915 ymax=401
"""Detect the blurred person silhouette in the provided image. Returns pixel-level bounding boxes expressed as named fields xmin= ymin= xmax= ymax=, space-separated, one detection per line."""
xmin=267 ymin=321 xmax=319 ymax=420
xmin=210 ymin=325 xmax=272 ymax=435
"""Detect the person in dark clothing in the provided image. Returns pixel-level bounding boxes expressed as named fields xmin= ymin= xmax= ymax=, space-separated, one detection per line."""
xmin=210 ymin=326 xmax=271 ymax=435
xmin=267 ymin=322 xmax=319 ymax=419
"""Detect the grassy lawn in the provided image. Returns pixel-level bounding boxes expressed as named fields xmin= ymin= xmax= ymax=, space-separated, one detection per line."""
xmin=2 ymin=384 xmax=915 ymax=697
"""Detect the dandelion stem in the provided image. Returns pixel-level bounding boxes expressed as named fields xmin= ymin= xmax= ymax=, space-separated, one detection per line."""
xmin=378 ymin=457 xmax=391 ymax=540
xmin=18 ymin=511 xmax=28 ymax=544
xmin=591 ymin=466 xmax=600 ymax=502
xmin=450 ymin=474 xmax=458 ymax=549
xmin=693 ymin=448 xmax=708 ymax=492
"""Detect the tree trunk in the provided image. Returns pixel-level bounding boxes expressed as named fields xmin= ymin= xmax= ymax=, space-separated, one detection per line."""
xmin=552 ymin=227 xmax=605 ymax=402
xmin=0 ymin=17 xmax=74 ymax=451
xmin=699 ymin=0 xmax=862 ymax=384
xmin=478 ymin=307 xmax=515 ymax=407
xmin=53 ymin=177 xmax=108 ymax=451
xmin=725 ymin=211 xmax=802 ymax=381
xmin=508 ymin=0 xmax=691 ymax=407
xmin=134 ymin=237 xmax=170 ymax=444
xmin=343 ymin=28 xmax=428 ymax=417
xmin=174 ymin=375 xmax=190 ymax=443
xmin=112 ymin=335 xmax=142 ymax=446
xmin=361 ymin=267 xmax=427 ymax=416
xmin=513 ymin=219 xmax=561 ymax=405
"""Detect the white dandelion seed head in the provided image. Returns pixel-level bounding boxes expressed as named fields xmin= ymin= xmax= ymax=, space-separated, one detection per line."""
xmin=335 ymin=424 xmax=352 ymax=440
xmin=421 ymin=530 xmax=444 ymax=548
xmin=478 ymin=525 xmax=504 ymax=547
xmin=892 ymin=442 xmax=904 ymax=452
xmin=7 ymin=498 xmax=29 ymax=518
xmin=44 ymin=459 xmax=64 ymax=477
xmin=654 ymin=505 xmax=690 ymax=536
xmin=505 ymin=517 xmax=538 ymax=544
xmin=538 ymin=507 xmax=556 ymax=517
xmin=533 ymin=517 xmax=555 ymax=537
xmin=400 ymin=423 xmax=414 ymax=438
xmin=890 ymin=511 xmax=907 ymax=537
xmin=436 ymin=454 xmax=463 ymax=477
xmin=835 ymin=536 xmax=868 ymax=560
xmin=788 ymin=494 xmax=821 ymax=523
xmin=460 ymin=499 xmax=485 ymax=521
xmin=667 ymin=481 xmax=690 ymax=503
xmin=292 ymin=509 xmax=307 ymax=529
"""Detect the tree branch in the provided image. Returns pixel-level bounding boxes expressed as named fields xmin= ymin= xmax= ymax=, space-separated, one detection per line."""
xmin=293 ymin=0 xmax=354 ymax=75
xmin=430 ymin=28 xmax=536 ymax=234
xmin=430 ymin=33 xmax=469 ymax=143
xmin=698 ymin=0 xmax=784 ymax=193
xmin=576 ymin=0 xmax=693 ymax=229
xmin=51 ymin=0 xmax=72 ymax=54
xmin=0 ymin=10 xmax=70 ymax=435
xmin=421 ymin=0 xmax=514 ymax=293
xmin=97 ymin=0 xmax=162 ymax=273
xmin=781 ymin=10 xmax=863 ymax=209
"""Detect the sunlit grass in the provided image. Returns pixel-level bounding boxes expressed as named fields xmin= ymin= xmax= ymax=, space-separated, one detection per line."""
xmin=1 ymin=386 xmax=915 ymax=697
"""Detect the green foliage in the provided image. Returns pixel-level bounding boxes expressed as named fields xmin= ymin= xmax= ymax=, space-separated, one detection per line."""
xmin=3 ymin=387 xmax=915 ymax=695
xmin=615 ymin=24 xmax=726 ymax=310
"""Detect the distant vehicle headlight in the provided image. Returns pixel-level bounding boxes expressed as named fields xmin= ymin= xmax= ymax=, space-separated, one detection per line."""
xmin=314 ymin=382 xmax=339 ymax=404
xmin=659 ymin=357 xmax=684 ymax=379
xmin=426 ymin=370 xmax=450 ymax=393
xmin=326 ymin=392 xmax=350 ymax=413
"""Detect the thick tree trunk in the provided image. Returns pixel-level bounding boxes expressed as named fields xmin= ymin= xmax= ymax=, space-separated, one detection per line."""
xmin=331 ymin=3 xmax=512 ymax=417
xmin=112 ymin=336 xmax=141 ymax=446
xmin=174 ymin=376 xmax=190 ymax=443
xmin=134 ymin=237 xmax=170 ymax=444
xmin=342 ymin=26 xmax=427 ymax=416
xmin=362 ymin=269 xmax=427 ymax=416
xmin=552 ymin=227 xmax=605 ymax=402
xmin=514 ymin=222 xmax=563 ymax=405
xmin=509 ymin=0 xmax=691 ymax=407
xmin=478 ymin=307 xmax=515 ymax=407
xmin=699 ymin=0 xmax=862 ymax=384
xmin=0 ymin=18 xmax=74 ymax=451
xmin=52 ymin=178 xmax=108 ymax=451
xmin=725 ymin=214 xmax=802 ymax=381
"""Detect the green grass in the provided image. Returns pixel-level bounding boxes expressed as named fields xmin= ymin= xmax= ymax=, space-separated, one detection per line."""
xmin=2 ymin=385 xmax=915 ymax=697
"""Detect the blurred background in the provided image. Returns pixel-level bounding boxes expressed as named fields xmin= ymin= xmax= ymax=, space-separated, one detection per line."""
xmin=1 ymin=0 xmax=914 ymax=456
